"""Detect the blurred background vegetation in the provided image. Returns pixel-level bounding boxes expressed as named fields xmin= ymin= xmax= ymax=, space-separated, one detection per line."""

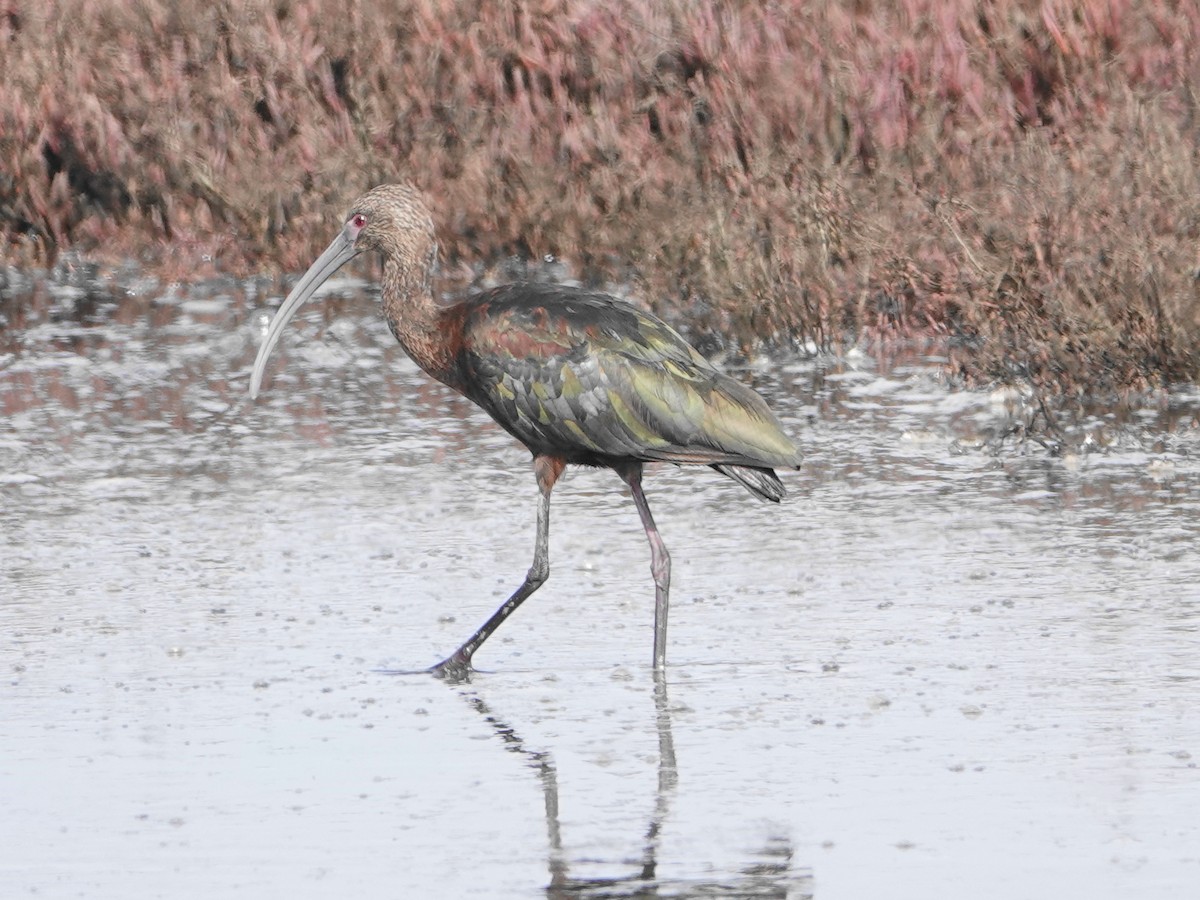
xmin=1 ymin=0 xmax=1198 ymax=395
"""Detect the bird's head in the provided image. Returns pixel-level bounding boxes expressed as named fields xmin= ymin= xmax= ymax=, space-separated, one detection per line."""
xmin=248 ymin=183 xmax=436 ymax=399
xmin=345 ymin=183 xmax=436 ymax=259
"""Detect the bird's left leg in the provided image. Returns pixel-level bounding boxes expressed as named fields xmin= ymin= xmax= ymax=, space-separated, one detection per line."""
xmin=430 ymin=454 xmax=564 ymax=681
xmin=616 ymin=462 xmax=672 ymax=671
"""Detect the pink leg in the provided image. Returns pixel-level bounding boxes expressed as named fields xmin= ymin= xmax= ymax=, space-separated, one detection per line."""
xmin=616 ymin=462 xmax=671 ymax=671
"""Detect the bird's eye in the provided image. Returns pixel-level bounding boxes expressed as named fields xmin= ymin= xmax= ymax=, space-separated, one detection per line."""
xmin=350 ymin=213 xmax=367 ymax=230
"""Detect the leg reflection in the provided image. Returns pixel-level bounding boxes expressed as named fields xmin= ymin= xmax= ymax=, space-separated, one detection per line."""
xmin=456 ymin=674 xmax=810 ymax=899
xmin=636 ymin=671 xmax=677 ymax=883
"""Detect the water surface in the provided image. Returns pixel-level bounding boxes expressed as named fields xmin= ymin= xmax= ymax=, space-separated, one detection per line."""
xmin=3 ymin=274 xmax=1199 ymax=898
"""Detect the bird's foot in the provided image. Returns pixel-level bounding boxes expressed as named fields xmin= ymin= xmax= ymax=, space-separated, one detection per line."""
xmin=375 ymin=649 xmax=475 ymax=682
xmin=375 ymin=650 xmax=474 ymax=681
xmin=429 ymin=651 xmax=474 ymax=684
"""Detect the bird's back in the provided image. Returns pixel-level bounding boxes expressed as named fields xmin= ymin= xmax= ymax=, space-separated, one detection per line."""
xmin=443 ymin=284 xmax=801 ymax=490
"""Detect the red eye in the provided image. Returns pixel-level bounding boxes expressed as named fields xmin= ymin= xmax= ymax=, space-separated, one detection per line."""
xmin=351 ymin=213 xmax=367 ymax=229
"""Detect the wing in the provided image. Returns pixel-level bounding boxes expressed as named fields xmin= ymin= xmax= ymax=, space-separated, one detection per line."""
xmin=455 ymin=284 xmax=801 ymax=468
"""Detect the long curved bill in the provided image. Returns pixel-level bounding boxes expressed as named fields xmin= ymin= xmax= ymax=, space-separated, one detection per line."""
xmin=249 ymin=226 xmax=362 ymax=399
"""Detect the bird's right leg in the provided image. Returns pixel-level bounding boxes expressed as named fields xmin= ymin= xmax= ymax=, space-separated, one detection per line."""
xmin=430 ymin=455 xmax=564 ymax=681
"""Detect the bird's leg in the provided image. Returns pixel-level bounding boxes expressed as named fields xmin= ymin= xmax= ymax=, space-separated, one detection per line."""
xmin=430 ymin=455 xmax=564 ymax=681
xmin=617 ymin=463 xmax=672 ymax=671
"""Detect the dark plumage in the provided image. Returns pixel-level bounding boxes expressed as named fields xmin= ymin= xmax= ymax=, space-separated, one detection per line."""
xmin=250 ymin=183 xmax=802 ymax=680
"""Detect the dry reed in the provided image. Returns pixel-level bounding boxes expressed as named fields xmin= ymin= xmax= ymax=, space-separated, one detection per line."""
xmin=1 ymin=0 xmax=1198 ymax=395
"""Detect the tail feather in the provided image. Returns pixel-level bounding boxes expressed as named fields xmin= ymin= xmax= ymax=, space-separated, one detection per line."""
xmin=712 ymin=464 xmax=787 ymax=502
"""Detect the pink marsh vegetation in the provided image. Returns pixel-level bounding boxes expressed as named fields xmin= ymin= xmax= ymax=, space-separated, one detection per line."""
xmin=1 ymin=0 xmax=1197 ymax=392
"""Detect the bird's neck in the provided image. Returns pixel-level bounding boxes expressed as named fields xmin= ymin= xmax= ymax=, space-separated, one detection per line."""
xmin=380 ymin=254 xmax=458 ymax=385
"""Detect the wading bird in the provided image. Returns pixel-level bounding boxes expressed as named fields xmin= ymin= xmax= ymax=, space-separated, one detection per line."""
xmin=249 ymin=184 xmax=801 ymax=680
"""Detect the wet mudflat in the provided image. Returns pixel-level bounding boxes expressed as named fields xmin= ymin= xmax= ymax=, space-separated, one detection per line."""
xmin=3 ymin=277 xmax=1199 ymax=899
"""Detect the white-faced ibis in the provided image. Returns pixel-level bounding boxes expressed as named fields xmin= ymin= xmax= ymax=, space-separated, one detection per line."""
xmin=249 ymin=183 xmax=801 ymax=680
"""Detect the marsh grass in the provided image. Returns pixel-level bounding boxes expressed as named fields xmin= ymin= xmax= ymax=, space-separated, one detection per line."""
xmin=1 ymin=0 xmax=1198 ymax=395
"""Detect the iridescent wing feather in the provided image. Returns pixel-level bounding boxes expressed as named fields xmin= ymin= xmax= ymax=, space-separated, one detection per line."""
xmin=455 ymin=285 xmax=801 ymax=477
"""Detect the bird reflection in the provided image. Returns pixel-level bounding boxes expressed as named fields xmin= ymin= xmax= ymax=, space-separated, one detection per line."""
xmin=456 ymin=674 xmax=812 ymax=899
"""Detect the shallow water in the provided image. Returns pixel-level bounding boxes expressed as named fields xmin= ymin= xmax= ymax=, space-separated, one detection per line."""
xmin=3 ymin=275 xmax=1199 ymax=899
